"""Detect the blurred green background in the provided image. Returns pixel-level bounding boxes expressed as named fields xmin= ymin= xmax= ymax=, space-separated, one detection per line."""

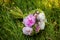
xmin=0 ymin=0 xmax=60 ymax=40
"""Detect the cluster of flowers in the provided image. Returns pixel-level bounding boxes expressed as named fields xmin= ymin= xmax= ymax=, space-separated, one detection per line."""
xmin=22 ymin=11 xmax=47 ymax=36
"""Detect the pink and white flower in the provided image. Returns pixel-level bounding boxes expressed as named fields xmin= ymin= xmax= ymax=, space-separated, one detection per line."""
xmin=35 ymin=24 xmax=40 ymax=33
xmin=22 ymin=27 xmax=33 ymax=35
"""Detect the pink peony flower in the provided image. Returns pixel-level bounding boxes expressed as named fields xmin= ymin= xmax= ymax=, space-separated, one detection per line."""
xmin=23 ymin=14 xmax=36 ymax=27
xmin=22 ymin=27 xmax=33 ymax=35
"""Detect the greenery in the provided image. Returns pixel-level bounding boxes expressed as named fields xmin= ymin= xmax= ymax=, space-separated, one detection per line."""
xmin=0 ymin=0 xmax=60 ymax=40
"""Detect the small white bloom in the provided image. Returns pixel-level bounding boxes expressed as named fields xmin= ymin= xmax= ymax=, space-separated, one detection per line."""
xmin=37 ymin=11 xmax=46 ymax=22
xmin=38 ymin=22 xmax=45 ymax=30
xmin=22 ymin=27 xmax=33 ymax=35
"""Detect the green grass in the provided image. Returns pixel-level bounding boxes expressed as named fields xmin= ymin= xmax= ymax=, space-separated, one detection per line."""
xmin=0 ymin=0 xmax=60 ymax=40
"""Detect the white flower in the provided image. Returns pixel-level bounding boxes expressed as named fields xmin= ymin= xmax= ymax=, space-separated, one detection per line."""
xmin=37 ymin=11 xmax=46 ymax=22
xmin=22 ymin=27 xmax=33 ymax=35
xmin=38 ymin=22 xmax=45 ymax=30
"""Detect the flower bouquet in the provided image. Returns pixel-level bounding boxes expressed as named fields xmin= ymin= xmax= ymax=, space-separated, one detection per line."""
xmin=22 ymin=9 xmax=47 ymax=36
